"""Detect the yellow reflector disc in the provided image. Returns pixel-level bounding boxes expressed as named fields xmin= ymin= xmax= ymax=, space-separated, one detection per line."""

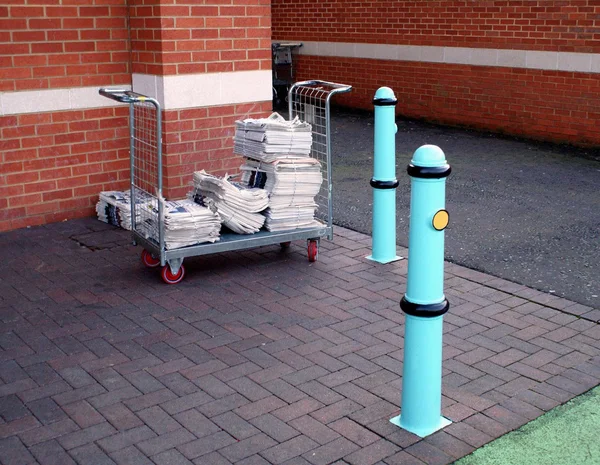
xmin=432 ymin=209 xmax=449 ymax=231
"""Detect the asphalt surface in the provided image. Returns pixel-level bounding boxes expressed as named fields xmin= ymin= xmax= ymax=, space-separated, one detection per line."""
xmin=327 ymin=109 xmax=600 ymax=308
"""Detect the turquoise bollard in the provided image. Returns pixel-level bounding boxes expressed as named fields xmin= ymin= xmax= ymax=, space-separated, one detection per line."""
xmin=390 ymin=144 xmax=452 ymax=437
xmin=366 ymin=87 xmax=401 ymax=264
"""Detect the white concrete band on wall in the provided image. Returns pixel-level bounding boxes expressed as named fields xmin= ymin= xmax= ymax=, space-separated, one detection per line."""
xmin=0 ymin=70 xmax=273 ymax=116
xmin=132 ymin=70 xmax=273 ymax=110
xmin=298 ymin=41 xmax=600 ymax=74
xmin=0 ymin=85 xmax=132 ymax=116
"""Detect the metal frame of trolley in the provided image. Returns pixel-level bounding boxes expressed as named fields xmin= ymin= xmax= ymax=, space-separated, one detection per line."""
xmin=99 ymin=80 xmax=351 ymax=284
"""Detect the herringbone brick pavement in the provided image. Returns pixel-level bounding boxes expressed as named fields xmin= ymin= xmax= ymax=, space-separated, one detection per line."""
xmin=0 ymin=218 xmax=599 ymax=464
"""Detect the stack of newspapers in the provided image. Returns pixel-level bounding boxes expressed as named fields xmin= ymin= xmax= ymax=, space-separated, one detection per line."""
xmin=96 ymin=190 xmax=137 ymax=230
xmin=240 ymin=158 xmax=323 ymax=231
xmin=192 ymin=170 xmax=269 ymax=234
xmin=233 ymin=113 xmax=312 ymax=162
xmin=137 ymin=198 xmax=221 ymax=249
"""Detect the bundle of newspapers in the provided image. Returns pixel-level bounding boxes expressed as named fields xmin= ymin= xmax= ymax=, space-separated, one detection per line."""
xmin=234 ymin=113 xmax=312 ymax=162
xmin=240 ymin=158 xmax=323 ymax=232
xmin=137 ymin=197 xmax=221 ymax=249
xmin=192 ymin=170 xmax=268 ymax=234
xmin=96 ymin=190 xmax=138 ymax=230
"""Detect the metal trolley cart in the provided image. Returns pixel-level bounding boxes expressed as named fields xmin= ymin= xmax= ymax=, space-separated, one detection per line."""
xmin=271 ymin=42 xmax=302 ymax=109
xmin=99 ymin=80 xmax=351 ymax=284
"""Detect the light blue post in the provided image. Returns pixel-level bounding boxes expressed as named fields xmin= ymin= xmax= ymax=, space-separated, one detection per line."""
xmin=390 ymin=145 xmax=452 ymax=437
xmin=366 ymin=87 xmax=401 ymax=264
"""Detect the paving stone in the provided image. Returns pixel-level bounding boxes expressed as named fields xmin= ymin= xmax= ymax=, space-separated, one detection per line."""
xmin=329 ymin=417 xmax=378 ymax=446
xmin=0 ymin=436 xmax=36 ymax=464
xmin=123 ymin=388 xmax=178 ymax=412
xmin=61 ymin=400 xmax=105 ymax=428
xmin=197 ymin=393 xmax=250 ymax=418
xmin=297 ymin=380 xmax=345 ymax=405
xmin=19 ymin=418 xmax=80 ymax=447
xmin=262 ymin=379 xmax=307 ymax=403
xmin=123 ymin=370 xmax=165 ymax=394
xmin=192 ymin=451 xmax=231 ymax=465
xmin=260 ymin=435 xmax=319 ymax=464
xmin=404 ymin=441 xmax=455 ymax=465
xmin=384 ymin=450 xmax=427 ymax=465
xmin=250 ymin=413 xmax=299 ymax=442
xmin=70 ymin=443 xmax=118 ymax=465
xmin=0 ymin=415 xmax=40 ymax=439
xmin=0 ymin=394 xmax=29 ymax=422
xmin=19 ymin=380 xmax=72 ymax=404
xmin=174 ymin=409 xmax=221 ymax=438
xmin=289 ymin=415 xmax=340 ymax=445
xmin=136 ymin=428 xmax=196 ymax=456
xmin=27 ymin=397 xmax=68 ymax=425
xmin=109 ymin=445 xmax=154 ymax=465
xmin=152 ymin=449 xmax=194 ymax=465
xmin=161 ymin=390 xmax=213 ymax=415
xmin=273 ymin=398 xmax=324 ymax=423
xmin=343 ymin=438 xmax=399 ymax=465
xmin=235 ymin=395 xmax=288 ymax=420
xmin=301 ymin=437 xmax=359 ymax=465
xmin=58 ymin=421 xmax=116 ymax=450
xmin=97 ymin=425 xmax=156 ymax=453
xmin=177 ymin=431 xmax=236 ymax=460
xmin=137 ymin=406 xmax=180 ymax=435
xmin=30 ymin=439 xmax=77 ymax=465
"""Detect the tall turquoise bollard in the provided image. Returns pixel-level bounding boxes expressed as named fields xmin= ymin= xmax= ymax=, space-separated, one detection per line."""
xmin=366 ymin=87 xmax=402 ymax=264
xmin=390 ymin=144 xmax=452 ymax=437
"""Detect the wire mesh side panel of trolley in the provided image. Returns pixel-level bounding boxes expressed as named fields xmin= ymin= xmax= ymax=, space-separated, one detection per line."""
xmin=130 ymin=98 xmax=163 ymax=249
xmin=288 ymin=81 xmax=352 ymax=239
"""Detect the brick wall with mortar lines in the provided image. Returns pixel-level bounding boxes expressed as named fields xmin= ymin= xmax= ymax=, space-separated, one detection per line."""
xmin=129 ymin=0 xmax=272 ymax=75
xmin=0 ymin=107 xmax=130 ymax=232
xmin=296 ymin=55 xmax=600 ymax=145
xmin=0 ymin=1 xmax=130 ymax=92
xmin=162 ymin=101 xmax=273 ymax=200
xmin=272 ymin=0 xmax=600 ymax=52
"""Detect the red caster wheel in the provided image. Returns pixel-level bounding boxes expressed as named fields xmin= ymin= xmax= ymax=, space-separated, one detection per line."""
xmin=280 ymin=241 xmax=291 ymax=249
xmin=161 ymin=264 xmax=185 ymax=284
xmin=141 ymin=249 xmax=160 ymax=268
xmin=307 ymin=240 xmax=318 ymax=262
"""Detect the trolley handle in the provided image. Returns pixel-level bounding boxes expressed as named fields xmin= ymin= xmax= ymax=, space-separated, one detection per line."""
xmin=99 ymin=88 xmax=151 ymax=104
xmin=291 ymin=80 xmax=353 ymax=94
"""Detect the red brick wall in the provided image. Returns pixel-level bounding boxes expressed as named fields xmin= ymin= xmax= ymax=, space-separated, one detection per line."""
xmin=162 ymin=101 xmax=273 ymax=200
xmin=0 ymin=108 xmax=129 ymax=232
xmin=272 ymin=0 xmax=600 ymax=52
xmin=297 ymin=55 xmax=600 ymax=145
xmin=129 ymin=0 xmax=272 ymax=75
xmin=272 ymin=0 xmax=600 ymax=145
xmin=0 ymin=2 xmax=130 ymax=92
xmin=1 ymin=0 xmax=272 ymax=231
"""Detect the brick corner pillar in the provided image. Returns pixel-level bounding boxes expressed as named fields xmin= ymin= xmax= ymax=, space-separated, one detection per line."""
xmin=128 ymin=1 xmax=274 ymax=200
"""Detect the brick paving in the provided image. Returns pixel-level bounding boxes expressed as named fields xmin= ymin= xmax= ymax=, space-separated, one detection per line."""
xmin=1 ymin=218 xmax=599 ymax=465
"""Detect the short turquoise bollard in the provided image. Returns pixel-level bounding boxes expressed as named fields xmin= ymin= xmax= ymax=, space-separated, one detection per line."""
xmin=390 ymin=144 xmax=452 ymax=437
xmin=366 ymin=87 xmax=401 ymax=264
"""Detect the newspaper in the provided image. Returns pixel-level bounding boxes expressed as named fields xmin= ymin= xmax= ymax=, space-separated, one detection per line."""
xmin=137 ymin=197 xmax=221 ymax=249
xmin=240 ymin=157 xmax=323 ymax=231
xmin=234 ymin=112 xmax=313 ymax=162
xmin=192 ymin=170 xmax=269 ymax=235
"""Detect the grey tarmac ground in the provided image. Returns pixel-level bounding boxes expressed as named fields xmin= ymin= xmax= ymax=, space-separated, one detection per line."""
xmin=328 ymin=109 xmax=600 ymax=309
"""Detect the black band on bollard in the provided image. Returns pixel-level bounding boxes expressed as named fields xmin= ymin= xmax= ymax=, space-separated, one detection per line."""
xmin=400 ymin=297 xmax=450 ymax=317
xmin=407 ymin=163 xmax=451 ymax=179
xmin=373 ymin=97 xmax=398 ymax=106
xmin=370 ymin=178 xmax=399 ymax=189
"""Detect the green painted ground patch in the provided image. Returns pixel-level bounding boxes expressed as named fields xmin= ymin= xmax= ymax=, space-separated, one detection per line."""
xmin=456 ymin=386 xmax=600 ymax=465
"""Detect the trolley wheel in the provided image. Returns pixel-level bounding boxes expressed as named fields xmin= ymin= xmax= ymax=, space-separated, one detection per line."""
xmin=141 ymin=249 xmax=160 ymax=268
xmin=161 ymin=264 xmax=185 ymax=285
xmin=280 ymin=241 xmax=291 ymax=249
xmin=307 ymin=240 xmax=318 ymax=262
